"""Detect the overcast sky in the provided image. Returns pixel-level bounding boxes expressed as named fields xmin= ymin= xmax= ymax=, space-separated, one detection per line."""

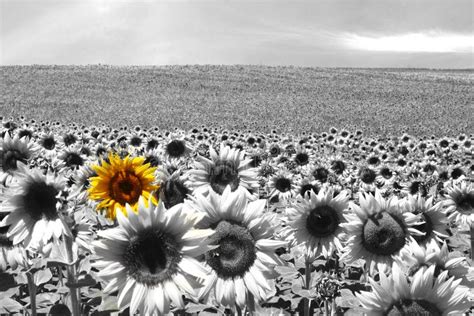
xmin=1 ymin=0 xmax=472 ymax=68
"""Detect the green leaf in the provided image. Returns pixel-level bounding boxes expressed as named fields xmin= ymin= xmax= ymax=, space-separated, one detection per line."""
xmin=0 ymin=297 xmax=22 ymax=313
xmin=336 ymin=289 xmax=358 ymax=308
xmin=33 ymin=268 xmax=53 ymax=285
xmin=185 ymin=303 xmax=209 ymax=313
xmin=36 ymin=292 xmax=61 ymax=308
xmin=275 ymin=265 xmax=299 ymax=279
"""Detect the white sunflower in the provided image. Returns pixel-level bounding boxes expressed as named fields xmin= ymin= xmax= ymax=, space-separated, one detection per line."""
xmin=162 ymin=133 xmax=194 ymax=160
xmin=268 ymin=169 xmax=297 ymax=201
xmin=0 ymin=166 xmax=71 ymax=252
xmin=341 ymin=190 xmax=423 ymax=274
xmin=92 ymin=198 xmax=214 ymax=315
xmin=357 ymin=263 xmax=471 ymax=315
xmin=187 ymin=144 xmax=259 ymax=199
xmin=442 ymin=181 xmax=473 ymax=226
xmin=395 ymin=241 xmax=473 ymax=289
xmin=286 ymin=187 xmax=349 ymax=259
xmin=0 ymin=133 xmax=38 ymax=186
xmin=402 ymin=195 xmax=449 ymax=248
xmin=190 ymin=187 xmax=287 ymax=308
xmin=0 ymin=213 xmax=27 ymax=270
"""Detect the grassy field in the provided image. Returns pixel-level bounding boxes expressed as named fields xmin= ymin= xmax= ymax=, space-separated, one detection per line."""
xmin=1 ymin=65 xmax=472 ymax=136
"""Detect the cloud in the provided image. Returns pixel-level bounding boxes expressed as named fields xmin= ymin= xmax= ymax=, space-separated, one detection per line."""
xmin=343 ymin=32 xmax=474 ymax=53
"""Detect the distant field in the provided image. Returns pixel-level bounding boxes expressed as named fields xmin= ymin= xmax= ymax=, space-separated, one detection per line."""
xmin=1 ymin=65 xmax=473 ymax=136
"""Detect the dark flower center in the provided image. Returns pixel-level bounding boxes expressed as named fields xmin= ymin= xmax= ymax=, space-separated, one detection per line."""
xmin=146 ymin=139 xmax=159 ymax=150
xmin=96 ymin=147 xmax=107 ymax=157
xmin=63 ymin=134 xmax=77 ymax=146
xmin=454 ymin=192 xmax=474 ymax=214
xmin=269 ymin=145 xmax=281 ymax=157
xmin=130 ymin=136 xmax=142 ymax=147
xmin=313 ymin=167 xmax=329 ymax=183
xmin=23 ymin=181 xmax=59 ymax=221
xmin=331 ymin=160 xmax=346 ymax=175
xmin=109 ymin=171 xmax=143 ymax=205
xmin=439 ymin=140 xmax=449 ymax=148
xmin=206 ymin=221 xmax=256 ymax=279
xmin=42 ymin=137 xmax=56 ymax=150
xmin=2 ymin=150 xmax=28 ymax=172
xmin=123 ymin=229 xmax=181 ymax=286
xmin=451 ymin=168 xmax=464 ymax=180
xmin=412 ymin=213 xmax=433 ymax=243
xmin=300 ymin=184 xmax=319 ymax=197
xmin=359 ymin=167 xmax=376 ymax=184
xmin=166 ymin=140 xmax=186 ymax=158
xmin=63 ymin=152 xmax=84 ymax=168
xmin=144 ymin=155 xmax=161 ymax=167
xmin=306 ymin=205 xmax=340 ymax=238
xmin=161 ymin=178 xmax=189 ymax=209
xmin=275 ymin=177 xmax=292 ymax=192
xmin=380 ymin=167 xmax=393 ymax=179
xmin=362 ymin=212 xmax=406 ymax=256
xmin=209 ymin=161 xmax=239 ymax=194
xmin=386 ymin=299 xmax=441 ymax=316
xmin=295 ymin=153 xmax=309 ymax=166
xmin=19 ymin=130 xmax=33 ymax=139
xmin=409 ymin=181 xmax=422 ymax=195
xmin=367 ymin=156 xmax=380 ymax=165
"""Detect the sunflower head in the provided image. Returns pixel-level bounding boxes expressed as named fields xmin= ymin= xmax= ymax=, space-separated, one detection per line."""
xmin=88 ymin=153 xmax=159 ymax=220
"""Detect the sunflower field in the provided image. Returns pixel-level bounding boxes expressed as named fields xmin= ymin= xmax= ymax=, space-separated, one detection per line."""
xmin=0 ymin=117 xmax=473 ymax=315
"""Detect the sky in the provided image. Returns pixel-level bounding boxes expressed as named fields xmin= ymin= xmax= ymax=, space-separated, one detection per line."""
xmin=0 ymin=0 xmax=473 ymax=68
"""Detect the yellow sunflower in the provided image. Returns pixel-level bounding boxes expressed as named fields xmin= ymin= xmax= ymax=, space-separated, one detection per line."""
xmin=88 ymin=153 xmax=159 ymax=220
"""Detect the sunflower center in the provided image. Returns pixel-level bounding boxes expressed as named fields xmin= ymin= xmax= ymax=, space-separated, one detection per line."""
xmin=412 ymin=213 xmax=433 ymax=243
xmin=2 ymin=150 xmax=27 ymax=172
xmin=206 ymin=221 xmax=256 ymax=279
xmin=209 ymin=161 xmax=239 ymax=194
xmin=123 ymin=229 xmax=181 ymax=286
xmin=386 ymin=299 xmax=441 ymax=316
xmin=300 ymin=184 xmax=319 ymax=197
xmin=359 ymin=167 xmax=376 ymax=184
xmin=64 ymin=152 xmax=84 ymax=168
xmin=331 ymin=160 xmax=346 ymax=175
xmin=362 ymin=212 xmax=406 ymax=256
xmin=454 ymin=192 xmax=474 ymax=214
xmin=313 ymin=167 xmax=329 ymax=183
xmin=162 ymin=178 xmax=189 ymax=209
xmin=166 ymin=140 xmax=186 ymax=158
xmin=295 ymin=153 xmax=309 ymax=165
xmin=306 ymin=205 xmax=340 ymax=238
xmin=109 ymin=171 xmax=143 ymax=205
xmin=275 ymin=177 xmax=292 ymax=192
xmin=23 ymin=182 xmax=59 ymax=221
xmin=42 ymin=137 xmax=56 ymax=150
xmin=380 ymin=167 xmax=393 ymax=179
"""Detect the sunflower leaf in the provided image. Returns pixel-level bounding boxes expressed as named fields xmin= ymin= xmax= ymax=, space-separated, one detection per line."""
xmin=0 ymin=297 xmax=23 ymax=314
xmin=33 ymin=268 xmax=53 ymax=285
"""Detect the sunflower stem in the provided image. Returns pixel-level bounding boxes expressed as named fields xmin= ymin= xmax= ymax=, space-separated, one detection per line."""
xmin=26 ymin=271 xmax=37 ymax=316
xmin=304 ymin=260 xmax=312 ymax=316
xmin=65 ymin=235 xmax=81 ymax=316
xmin=331 ymin=299 xmax=336 ymax=315
xmin=324 ymin=299 xmax=329 ymax=316
xmin=333 ymin=254 xmax=339 ymax=314
xmin=471 ymin=223 xmax=474 ymax=263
